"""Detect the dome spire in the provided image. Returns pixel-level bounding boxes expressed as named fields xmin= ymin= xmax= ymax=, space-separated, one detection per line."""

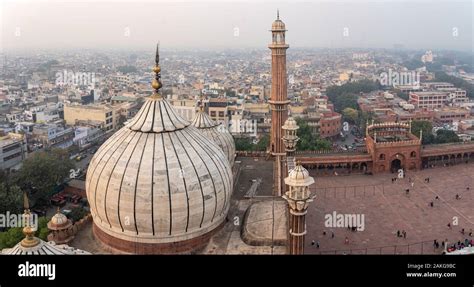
xmin=277 ymin=9 xmax=279 ymax=20
xmin=151 ymin=42 xmax=163 ymax=98
xmin=20 ymin=192 xmax=40 ymax=248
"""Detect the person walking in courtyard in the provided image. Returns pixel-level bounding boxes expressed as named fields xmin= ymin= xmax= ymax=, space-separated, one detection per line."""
xmin=344 ymin=237 xmax=349 ymax=245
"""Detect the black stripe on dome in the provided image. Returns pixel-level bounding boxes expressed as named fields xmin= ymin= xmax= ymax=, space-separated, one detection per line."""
xmin=98 ymin=130 xmax=136 ymax=226
xmin=116 ymin=132 xmax=143 ymax=232
xmin=133 ymin=133 xmax=149 ymax=235
xmin=160 ymin=133 xmax=173 ymax=236
xmin=168 ymin=132 xmax=190 ymax=233
xmin=175 ymin=130 xmax=207 ymax=228
xmin=185 ymin=128 xmax=231 ymax=219
xmin=91 ymin=129 xmax=131 ymax=225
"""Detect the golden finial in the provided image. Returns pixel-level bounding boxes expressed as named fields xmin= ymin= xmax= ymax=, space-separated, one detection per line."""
xmin=198 ymin=93 xmax=205 ymax=112
xmin=151 ymin=42 xmax=162 ymax=99
xmin=23 ymin=192 xmax=29 ymax=211
xmin=20 ymin=192 xmax=39 ymax=248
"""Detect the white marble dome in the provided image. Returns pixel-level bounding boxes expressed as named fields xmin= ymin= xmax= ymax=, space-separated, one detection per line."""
xmin=86 ymin=96 xmax=233 ymax=250
xmin=191 ymin=109 xmax=235 ymax=166
xmin=2 ymin=239 xmax=89 ymax=255
xmin=285 ymin=164 xmax=314 ymax=187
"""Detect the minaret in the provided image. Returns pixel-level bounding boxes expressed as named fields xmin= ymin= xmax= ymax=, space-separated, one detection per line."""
xmin=283 ymin=162 xmax=315 ymax=255
xmin=269 ymin=10 xmax=290 ymax=196
xmin=282 ymin=117 xmax=299 ymax=157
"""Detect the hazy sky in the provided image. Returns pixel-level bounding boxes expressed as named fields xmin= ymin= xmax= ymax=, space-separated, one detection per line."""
xmin=1 ymin=0 xmax=472 ymax=51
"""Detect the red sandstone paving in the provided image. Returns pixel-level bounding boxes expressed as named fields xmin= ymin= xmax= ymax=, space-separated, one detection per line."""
xmin=305 ymin=164 xmax=474 ymax=254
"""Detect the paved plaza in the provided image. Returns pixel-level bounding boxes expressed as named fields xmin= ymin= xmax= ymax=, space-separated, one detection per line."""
xmin=305 ymin=163 xmax=474 ymax=254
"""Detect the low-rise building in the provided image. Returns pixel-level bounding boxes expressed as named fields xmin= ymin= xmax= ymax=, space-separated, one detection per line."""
xmin=32 ymin=124 xmax=74 ymax=149
xmin=64 ymin=103 xmax=118 ymax=132
xmin=0 ymin=133 xmax=27 ymax=170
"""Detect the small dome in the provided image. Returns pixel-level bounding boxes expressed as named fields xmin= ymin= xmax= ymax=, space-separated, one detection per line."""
xmin=191 ymin=109 xmax=235 ymax=166
xmin=282 ymin=117 xmax=298 ymax=131
xmin=48 ymin=211 xmax=72 ymax=231
xmin=272 ymin=19 xmax=286 ymax=31
xmin=2 ymin=239 xmax=89 ymax=255
xmin=285 ymin=163 xmax=314 ymax=187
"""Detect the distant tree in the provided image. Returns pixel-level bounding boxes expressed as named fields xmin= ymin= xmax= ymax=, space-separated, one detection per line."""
xmin=314 ymin=138 xmax=332 ymax=150
xmin=295 ymin=118 xmax=332 ymax=151
xmin=254 ymin=134 xmax=270 ymax=151
xmin=0 ymin=170 xmax=23 ymax=216
xmin=0 ymin=184 xmax=23 ymax=216
xmin=235 ymin=137 xmax=254 ymax=151
xmin=117 ymin=65 xmax=137 ymax=74
xmin=14 ymin=149 xmax=75 ymax=207
xmin=411 ymin=120 xmax=435 ymax=144
xmin=234 ymin=135 xmax=269 ymax=152
xmin=36 ymin=217 xmax=50 ymax=241
xmin=434 ymin=129 xmax=460 ymax=144
xmin=342 ymin=108 xmax=359 ymax=124
xmin=326 ymin=80 xmax=380 ymax=112
xmin=402 ymin=59 xmax=424 ymax=70
xmin=391 ymin=88 xmax=409 ymax=101
xmin=67 ymin=144 xmax=80 ymax=156
xmin=69 ymin=207 xmax=88 ymax=223
xmin=357 ymin=111 xmax=375 ymax=133
xmin=0 ymin=227 xmax=24 ymax=250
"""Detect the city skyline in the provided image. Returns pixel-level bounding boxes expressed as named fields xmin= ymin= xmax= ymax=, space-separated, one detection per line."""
xmin=1 ymin=0 xmax=472 ymax=52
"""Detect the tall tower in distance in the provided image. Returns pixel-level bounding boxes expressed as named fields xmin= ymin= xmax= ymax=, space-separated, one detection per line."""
xmin=269 ymin=10 xmax=290 ymax=196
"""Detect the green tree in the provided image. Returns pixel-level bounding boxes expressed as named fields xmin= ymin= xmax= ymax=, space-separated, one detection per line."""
xmin=314 ymin=138 xmax=332 ymax=150
xmin=295 ymin=118 xmax=331 ymax=151
xmin=326 ymin=79 xmax=380 ymax=112
xmin=411 ymin=120 xmax=435 ymax=144
xmin=435 ymin=129 xmax=460 ymax=144
xmin=117 ymin=65 xmax=137 ymax=74
xmin=234 ymin=135 xmax=269 ymax=152
xmin=254 ymin=134 xmax=270 ymax=151
xmin=36 ymin=217 xmax=50 ymax=241
xmin=235 ymin=137 xmax=254 ymax=151
xmin=0 ymin=184 xmax=23 ymax=215
xmin=15 ymin=149 xmax=75 ymax=207
xmin=342 ymin=108 xmax=359 ymax=124
xmin=0 ymin=170 xmax=23 ymax=215
xmin=0 ymin=227 xmax=24 ymax=249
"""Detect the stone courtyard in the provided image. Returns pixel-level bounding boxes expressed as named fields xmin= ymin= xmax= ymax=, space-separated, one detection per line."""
xmin=305 ymin=163 xmax=474 ymax=254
